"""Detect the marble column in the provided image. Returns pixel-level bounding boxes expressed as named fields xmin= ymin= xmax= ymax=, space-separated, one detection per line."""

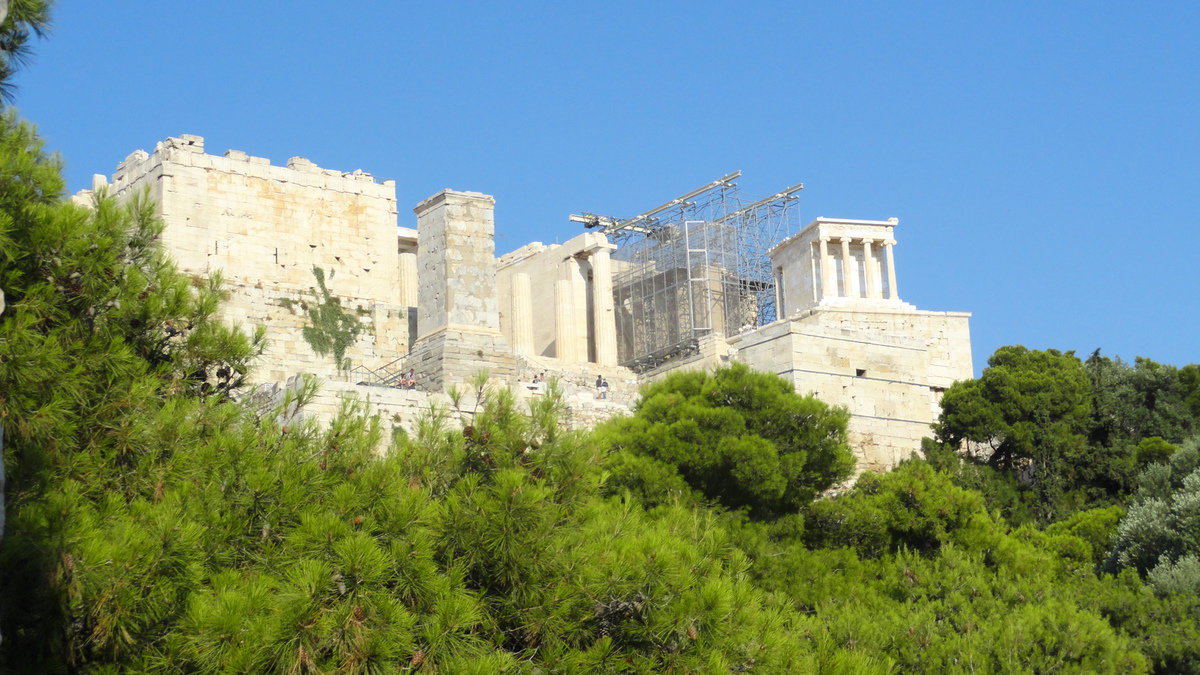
xmin=398 ymin=252 xmax=418 ymax=307
xmin=564 ymin=257 xmax=589 ymax=361
xmin=590 ymin=248 xmax=618 ymax=366
xmin=862 ymin=239 xmax=881 ymax=299
xmin=818 ymin=237 xmax=835 ymax=301
xmin=839 ymin=237 xmax=860 ymax=298
xmin=883 ymin=239 xmax=899 ymax=300
xmin=554 ymin=279 xmax=579 ymax=362
xmin=511 ymin=273 xmax=534 ymax=356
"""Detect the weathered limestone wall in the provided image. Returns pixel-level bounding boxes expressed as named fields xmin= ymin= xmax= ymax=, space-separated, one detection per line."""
xmin=77 ymin=135 xmax=409 ymax=382
xmin=730 ymin=307 xmax=972 ymax=472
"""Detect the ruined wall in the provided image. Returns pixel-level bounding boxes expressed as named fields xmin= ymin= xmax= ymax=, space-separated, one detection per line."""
xmin=80 ymin=135 xmax=409 ymax=382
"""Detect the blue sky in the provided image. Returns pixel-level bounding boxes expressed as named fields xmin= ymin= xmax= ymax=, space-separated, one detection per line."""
xmin=16 ymin=2 xmax=1200 ymax=373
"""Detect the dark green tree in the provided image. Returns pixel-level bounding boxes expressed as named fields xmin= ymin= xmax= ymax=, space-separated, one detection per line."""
xmin=1181 ymin=364 xmax=1200 ymax=420
xmin=1086 ymin=351 xmax=1195 ymax=449
xmin=936 ymin=346 xmax=1092 ymax=472
xmin=0 ymin=110 xmax=263 ymax=667
xmin=935 ymin=346 xmax=1110 ymax=520
xmin=0 ymin=120 xmax=812 ymax=669
xmin=598 ymin=362 xmax=854 ymax=519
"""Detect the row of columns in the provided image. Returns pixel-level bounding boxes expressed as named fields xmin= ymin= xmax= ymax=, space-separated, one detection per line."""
xmin=510 ymin=247 xmax=618 ymax=367
xmin=817 ymin=236 xmax=899 ymax=301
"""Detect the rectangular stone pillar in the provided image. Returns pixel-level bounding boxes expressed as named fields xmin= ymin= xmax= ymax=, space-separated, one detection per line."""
xmin=406 ymin=189 xmax=514 ymax=390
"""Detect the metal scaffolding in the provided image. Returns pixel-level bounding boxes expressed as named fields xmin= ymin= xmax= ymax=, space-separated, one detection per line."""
xmin=571 ymin=172 xmax=802 ymax=373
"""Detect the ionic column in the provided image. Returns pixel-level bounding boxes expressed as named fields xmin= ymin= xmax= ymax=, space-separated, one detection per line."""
xmin=862 ymin=239 xmax=881 ymax=299
xmin=554 ymin=279 xmax=579 ymax=361
xmin=398 ymin=252 xmax=418 ymax=307
xmin=839 ymin=237 xmax=860 ymax=298
xmin=590 ymin=248 xmax=618 ymax=366
xmin=884 ymin=239 xmax=899 ymax=300
xmin=818 ymin=237 xmax=835 ymax=301
xmin=511 ymin=273 xmax=534 ymax=356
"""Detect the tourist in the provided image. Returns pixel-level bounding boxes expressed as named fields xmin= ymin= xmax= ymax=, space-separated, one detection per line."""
xmin=600 ymin=378 xmax=609 ymax=399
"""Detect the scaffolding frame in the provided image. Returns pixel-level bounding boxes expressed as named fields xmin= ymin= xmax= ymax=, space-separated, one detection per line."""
xmin=572 ymin=173 xmax=802 ymax=373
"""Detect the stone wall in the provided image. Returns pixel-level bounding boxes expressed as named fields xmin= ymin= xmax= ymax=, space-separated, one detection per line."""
xmin=260 ymin=375 xmax=633 ymax=447
xmin=76 ymin=135 xmax=409 ymax=383
xmin=731 ymin=306 xmax=972 ymax=473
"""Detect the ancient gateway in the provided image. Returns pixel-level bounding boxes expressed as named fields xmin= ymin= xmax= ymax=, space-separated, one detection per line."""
xmin=74 ymin=135 xmax=972 ymax=473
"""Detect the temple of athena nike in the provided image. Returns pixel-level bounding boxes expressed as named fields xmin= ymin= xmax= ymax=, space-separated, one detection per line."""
xmin=73 ymin=134 xmax=972 ymax=473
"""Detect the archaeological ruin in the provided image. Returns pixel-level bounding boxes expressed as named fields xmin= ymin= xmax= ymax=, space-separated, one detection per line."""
xmin=73 ymin=134 xmax=973 ymax=473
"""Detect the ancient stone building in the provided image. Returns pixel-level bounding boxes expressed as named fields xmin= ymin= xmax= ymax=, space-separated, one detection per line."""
xmin=75 ymin=135 xmax=972 ymax=473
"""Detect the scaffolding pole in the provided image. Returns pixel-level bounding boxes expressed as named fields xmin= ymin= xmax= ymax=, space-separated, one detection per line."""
xmin=572 ymin=173 xmax=801 ymax=373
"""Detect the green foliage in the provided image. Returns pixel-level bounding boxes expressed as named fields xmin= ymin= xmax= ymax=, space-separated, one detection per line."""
xmin=0 ymin=0 xmax=53 ymax=101
xmin=921 ymin=437 xmax=1036 ymax=525
xmin=0 ymin=110 xmax=264 ymax=666
xmin=932 ymin=346 xmax=1200 ymax=523
xmin=1136 ymin=436 xmax=1178 ymax=467
xmin=300 ymin=265 xmax=363 ymax=372
xmin=598 ymin=363 xmax=854 ymax=519
xmin=1107 ymin=438 xmax=1200 ymax=596
xmin=741 ymin=459 xmax=1165 ymax=672
xmin=804 ymin=461 xmax=998 ymax=559
xmin=1087 ymin=351 xmax=1197 ymax=449
xmin=0 ymin=128 xmax=809 ymax=670
xmin=1044 ymin=505 xmax=1125 ymax=568
xmin=3 ymin=88 xmax=1197 ymax=672
xmin=936 ymin=345 xmax=1093 ymax=475
xmin=1182 ymin=364 xmax=1200 ymax=421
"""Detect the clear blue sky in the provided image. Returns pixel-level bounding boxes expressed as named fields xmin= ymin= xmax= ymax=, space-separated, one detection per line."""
xmin=16 ymin=2 xmax=1200 ymax=374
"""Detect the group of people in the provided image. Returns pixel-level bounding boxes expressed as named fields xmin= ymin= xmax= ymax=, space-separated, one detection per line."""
xmin=398 ymin=368 xmax=417 ymax=390
xmin=526 ymin=372 xmax=609 ymax=400
xmin=595 ymin=375 xmax=610 ymax=399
